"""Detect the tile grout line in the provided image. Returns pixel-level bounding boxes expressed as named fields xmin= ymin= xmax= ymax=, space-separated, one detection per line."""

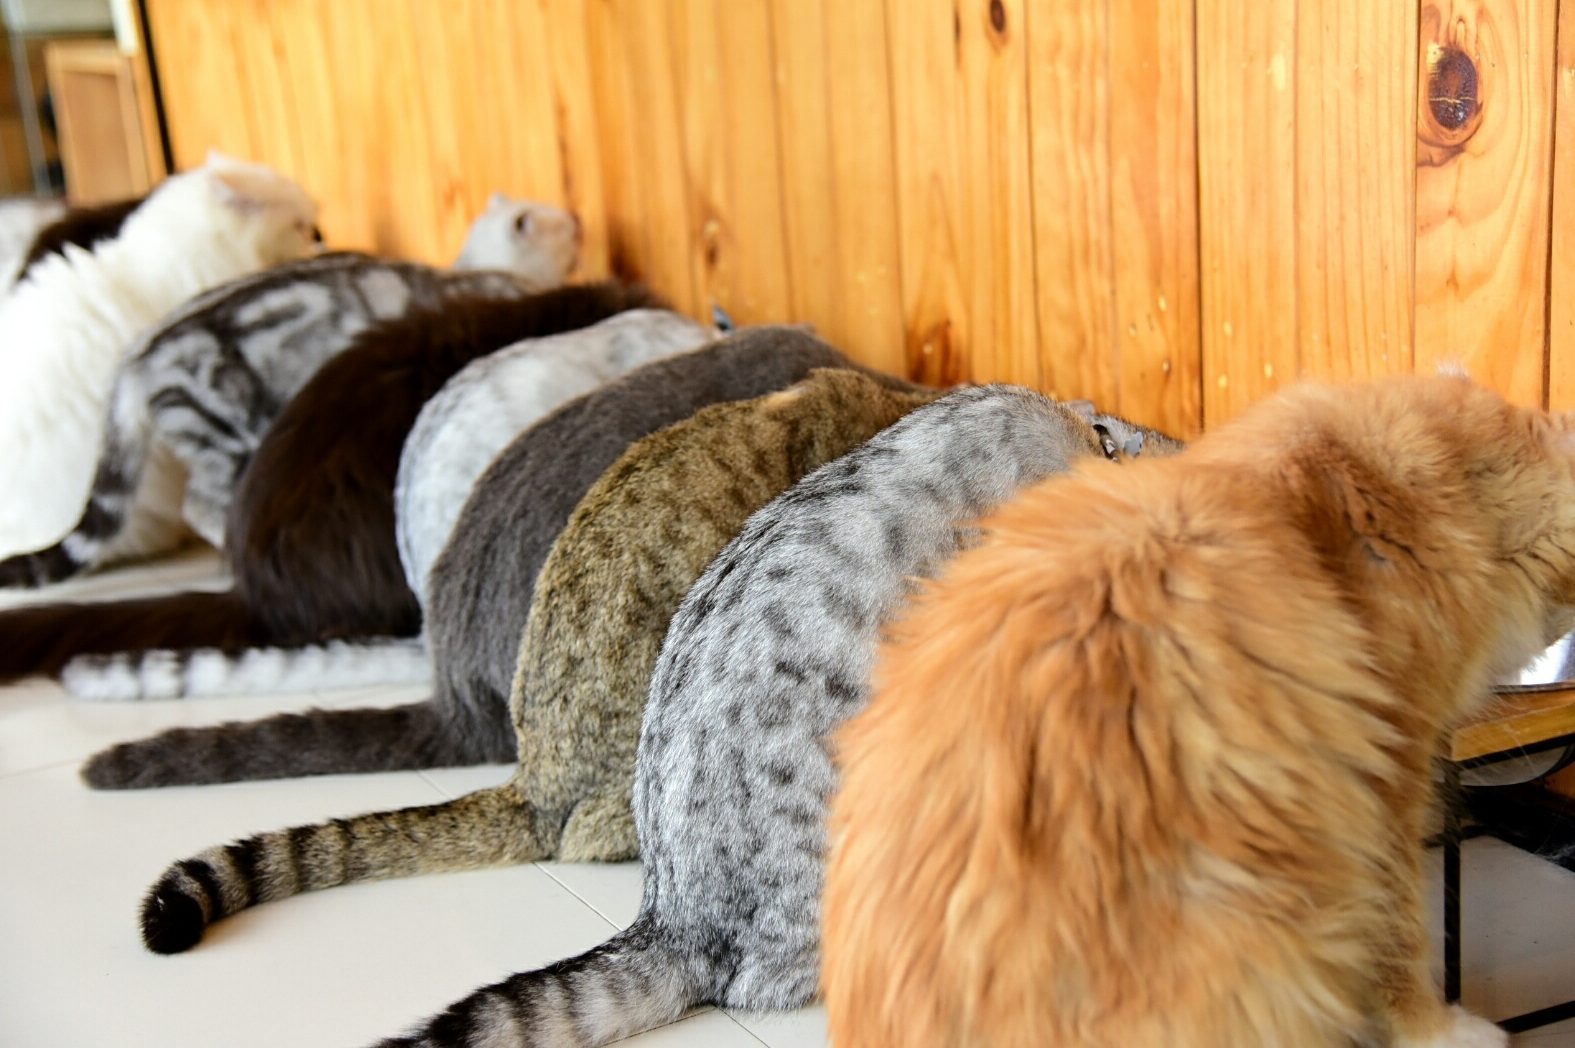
xmin=0 ymin=753 xmax=86 ymax=781
xmin=532 ymin=861 xmax=625 ymax=931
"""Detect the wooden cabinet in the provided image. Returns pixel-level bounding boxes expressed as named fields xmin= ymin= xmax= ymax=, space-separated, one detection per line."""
xmin=44 ymin=39 xmax=163 ymax=204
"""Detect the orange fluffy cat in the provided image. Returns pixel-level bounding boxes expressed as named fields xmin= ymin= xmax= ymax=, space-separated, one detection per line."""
xmin=822 ymin=374 xmax=1572 ymax=1048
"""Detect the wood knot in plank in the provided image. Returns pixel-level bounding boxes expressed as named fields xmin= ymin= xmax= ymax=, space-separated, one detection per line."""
xmin=1428 ymin=46 xmax=1479 ymax=133
xmin=1417 ymin=3 xmax=1495 ymax=164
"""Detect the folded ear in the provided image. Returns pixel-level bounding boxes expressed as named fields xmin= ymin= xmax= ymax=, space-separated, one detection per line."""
xmin=208 ymin=166 xmax=268 ymax=212
xmin=1060 ymin=398 xmax=1098 ymax=422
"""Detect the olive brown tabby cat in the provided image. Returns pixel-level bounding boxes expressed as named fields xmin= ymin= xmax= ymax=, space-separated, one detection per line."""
xmin=820 ymin=374 xmax=1569 ymax=1047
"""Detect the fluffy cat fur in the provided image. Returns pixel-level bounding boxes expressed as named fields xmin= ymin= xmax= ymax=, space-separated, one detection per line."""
xmin=395 ymin=307 xmax=714 ymax=605
xmin=63 ymin=307 xmax=713 ymax=700
xmin=0 ymin=196 xmax=65 ymax=286
xmin=0 ymin=153 xmax=320 ymax=557
xmin=817 ymin=374 xmax=1575 ymax=1047
xmin=14 ymin=196 xmax=145 ymax=282
xmin=78 ymin=327 xmax=882 ymax=789
xmin=132 ymin=367 xmax=937 ymax=954
xmin=370 ymin=385 xmax=1178 ymax=1047
xmin=0 ymin=281 xmax=657 ymax=688
xmin=0 ymin=194 xmax=575 ymax=588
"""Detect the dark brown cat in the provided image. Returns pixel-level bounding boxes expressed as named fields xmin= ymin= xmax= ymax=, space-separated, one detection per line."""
xmin=0 ymin=281 xmax=658 ymax=684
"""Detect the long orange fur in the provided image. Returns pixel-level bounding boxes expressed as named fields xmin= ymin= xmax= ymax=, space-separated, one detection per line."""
xmin=822 ymin=375 xmax=1575 ymax=1048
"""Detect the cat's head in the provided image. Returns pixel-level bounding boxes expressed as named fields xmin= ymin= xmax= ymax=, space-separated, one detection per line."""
xmin=1060 ymin=399 xmax=1186 ymax=461
xmin=453 ymin=192 xmax=581 ymax=290
xmin=1378 ymin=373 xmax=1575 ymax=687
xmin=159 ymin=151 xmax=321 ymax=264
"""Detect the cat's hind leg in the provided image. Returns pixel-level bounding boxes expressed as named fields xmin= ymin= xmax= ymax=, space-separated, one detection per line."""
xmin=1375 ymin=800 xmax=1507 ymax=1047
xmin=178 ymin=452 xmax=242 ymax=548
xmin=1393 ymin=1007 xmax=1507 ymax=1048
xmin=557 ymin=782 xmax=639 ymax=862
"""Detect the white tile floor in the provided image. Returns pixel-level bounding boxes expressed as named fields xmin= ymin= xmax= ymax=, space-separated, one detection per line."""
xmin=2 ymin=552 xmax=1573 ymax=1047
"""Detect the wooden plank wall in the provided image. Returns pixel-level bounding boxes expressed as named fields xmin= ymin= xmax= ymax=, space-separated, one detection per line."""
xmin=144 ymin=0 xmax=1572 ymax=438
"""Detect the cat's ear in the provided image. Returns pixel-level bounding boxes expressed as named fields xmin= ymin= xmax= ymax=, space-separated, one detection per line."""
xmin=208 ymin=166 xmax=270 ymax=212
xmin=1061 ymin=399 xmax=1098 ymax=422
xmin=1548 ymin=411 xmax=1575 ymax=453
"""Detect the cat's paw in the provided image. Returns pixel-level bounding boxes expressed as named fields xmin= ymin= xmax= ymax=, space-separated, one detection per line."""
xmin=1395 ymin=1006 xmax=1507 ymax=1048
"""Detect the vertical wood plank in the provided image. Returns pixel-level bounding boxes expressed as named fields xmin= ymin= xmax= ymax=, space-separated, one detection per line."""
xmin=669 ymin=0 xmax=792 ymax=326
xmin=1295 ymin=1 xmax=1417 ymax=383
xmin=1108 ymin=0 xmax=1202 ymax=437
xmin=1414 ymin=0 xmax=1556 ymax=406
xmin=1196 ymin=0 xmax=1299 ymax=427
xmin=584 ymin=0 xmax=700 ymax=315
xmin=770 ymin=0 xmax=906 ymax=375
xmin=1546 ymin=0 xmax=1575 ymax=411
xmin=888 ymin=0 xmax=1039 ymax=387
xmin=1025 ymin=1 xmax=1115 ymax=406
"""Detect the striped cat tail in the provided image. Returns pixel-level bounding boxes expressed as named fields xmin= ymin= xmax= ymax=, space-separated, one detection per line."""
xmin=0 ymin=372 xmax=157 ymax=588
xmin=0 ymin=588 xmax=257 ymax=683
xmin=140 ymin=781 xmax=546 ymax=954
xmin=376 ymin=913 xmax=702 ymax=1048
xmin=61 ymin=636 xmax=432 ymax=701
xmin=80 ymin=697 xmax=509 ymax=789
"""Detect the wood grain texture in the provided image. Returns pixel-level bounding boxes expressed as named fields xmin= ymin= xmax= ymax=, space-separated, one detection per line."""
xmin=1452 ymin=687 xmax=1575 ymax=762
xmin=887 ymin=0 xmax=1039 ymax=388
xmin=1196 ymin=0 xmax=1299 ymax=426
xmin=584 ymin=0 xmax=699 ymax=312
xmin=770 ymin=0 xmax=906 ymax=376
xmin=141 ymin=0 xmax=1569 ymax=438
xmin=1025 ymin=0 xmax=1114 ymax=406
xmin=1414 ymin=0 xmax=1556 ymax=406
xmin=1547 ymin=0 xmax=1575 ymax=412
xmin=1295 ymin=1 xmax=1417 ymax=383
xmin=1108 ymin=0 xmax=1202 ymax=438
xmin=669 ymin=0 xmax=792 ymax=326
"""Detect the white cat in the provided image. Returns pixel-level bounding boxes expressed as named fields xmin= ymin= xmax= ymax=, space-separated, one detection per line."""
xmin=0 ymin=152 xmax=319 ymax=556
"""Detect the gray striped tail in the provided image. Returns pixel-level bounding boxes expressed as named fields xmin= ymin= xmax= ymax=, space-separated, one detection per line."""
xmin=374 ymin=913 xmax=700 ymax=1048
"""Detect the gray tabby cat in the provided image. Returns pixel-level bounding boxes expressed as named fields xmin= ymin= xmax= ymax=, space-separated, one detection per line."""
xmin=82 ymin=327 xmax=884 ymax=791
xmin=132 ymin=365 xmax=937 ymax=954
xmin=62 ymin=308 xmax=714 ymax=700
xmin=0 ymin=194 xmax=579 ymax=588
xmin=372 ymin=384 xmax=1182 ymax=1047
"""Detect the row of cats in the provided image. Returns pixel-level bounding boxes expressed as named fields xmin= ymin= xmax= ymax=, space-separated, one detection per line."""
xmin=0 ymin=154 xmax=1560 ymax=1047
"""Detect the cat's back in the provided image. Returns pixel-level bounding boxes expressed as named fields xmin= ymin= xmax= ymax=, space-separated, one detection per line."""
xmin=822 ymin=412 xmax=1412 ymax=1047
xmin=425 ymin=326 xmax=860 ymax=706
xmin=523 ymin=367 xmax=942 ymax=673
xmin=394 ymin=308 xmax=712 ymax=600
xmin=645 ymin=385 xmax=1104 ymax=713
